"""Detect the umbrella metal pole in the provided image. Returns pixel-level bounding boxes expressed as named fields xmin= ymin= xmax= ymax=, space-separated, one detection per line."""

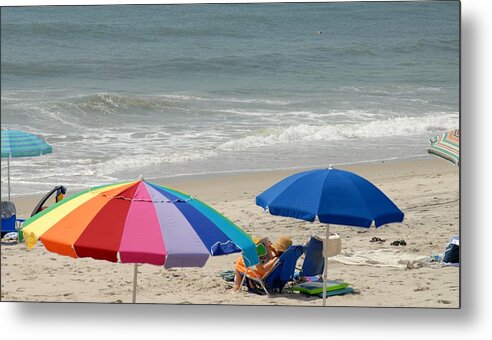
xmin=322 ymin=225 xmax=330 ymax=307
xmin=7 ymin=156 xmax=11 ymax=201
xmin=240 ymin=268 xmax=247 ymax=290
xmin=132 ymin=263 xmax=138 ymax=304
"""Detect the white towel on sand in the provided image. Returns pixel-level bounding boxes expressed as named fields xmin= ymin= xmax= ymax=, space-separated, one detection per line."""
xmin=2 ymin=232 xmax=18 ymax=241
xmin=330 ymin=249 xmax=436 ymax=269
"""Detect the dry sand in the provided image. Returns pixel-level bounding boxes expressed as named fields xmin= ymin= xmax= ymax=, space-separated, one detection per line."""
xmin=0 ymin=158 xmax=459 ymax=307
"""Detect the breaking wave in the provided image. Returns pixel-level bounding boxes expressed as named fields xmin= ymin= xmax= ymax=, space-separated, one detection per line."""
xmin=218 ymin=113 xmax=458 ymax=151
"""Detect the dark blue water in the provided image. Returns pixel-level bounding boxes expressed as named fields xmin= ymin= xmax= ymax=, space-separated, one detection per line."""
xmin=1 ymin=2 xmax=459 ymax=196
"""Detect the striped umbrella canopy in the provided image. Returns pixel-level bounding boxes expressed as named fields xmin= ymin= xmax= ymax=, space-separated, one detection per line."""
xmin=427 ymin=129 xmax=460 ymax=166
xmin=21 ymin=179 xmax=259 ymax=303
xmin=1 ymin=129 xmax=52 ymax=200
xmin=1 ymin=129 xmax=52 ymax=158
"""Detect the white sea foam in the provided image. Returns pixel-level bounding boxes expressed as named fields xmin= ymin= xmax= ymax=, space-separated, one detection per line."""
xmin=218 ymin=113 xmax=459 ymax=151
xmin=338 ymin=85 xmax=445 ymax=96
xmin=93 ymin=149 xmax=219 ymax=176
xmin=157 ymin=94 xmax=291 ymax=105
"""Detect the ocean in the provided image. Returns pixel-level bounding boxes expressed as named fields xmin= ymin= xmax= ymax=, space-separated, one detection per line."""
xmin=1 ymin=2 xmax=459 ymax=197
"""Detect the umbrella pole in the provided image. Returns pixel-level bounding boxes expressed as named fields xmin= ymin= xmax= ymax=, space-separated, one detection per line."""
xmin=240 ymin=268 xmax=247 ymax=290
xmin=7 ymin=156 xmax=11 ymax=201
xmin=132 ymin=263 xmax=138 ymax=303
xmin=322 ymin=224 xmax=330 ymax=307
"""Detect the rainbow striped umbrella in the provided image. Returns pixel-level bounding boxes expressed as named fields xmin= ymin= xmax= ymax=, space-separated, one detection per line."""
xmin=1 ymin=129 xmax=52 ymax=200
xmin=427 ymin=129 xmax=460 ymax=166
xmin=21 ymin=178 xmax=259 ymax=303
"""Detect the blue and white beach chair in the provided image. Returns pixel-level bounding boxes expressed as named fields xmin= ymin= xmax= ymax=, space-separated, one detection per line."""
xmin=244 ymin=245 xmax=305 ymax=296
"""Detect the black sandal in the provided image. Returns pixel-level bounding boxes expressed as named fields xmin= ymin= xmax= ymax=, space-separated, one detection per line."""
xmin=391 ymin=239 xmax=407 ymax=246
xmin=370 ymin=237 xmax=386 ymax=243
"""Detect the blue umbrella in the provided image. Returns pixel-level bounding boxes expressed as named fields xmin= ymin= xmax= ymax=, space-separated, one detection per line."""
xmin=256 ymin=166 xmax=404 ymax=305
xmin=1 ymin=129 xmax=52 ymax=200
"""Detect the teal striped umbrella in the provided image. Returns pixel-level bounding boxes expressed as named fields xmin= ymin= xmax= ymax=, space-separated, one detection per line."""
xmin=427 ymin=129 xmax=460 ymax=166
xmin=1 ymin=129 xmax=52 ymax=200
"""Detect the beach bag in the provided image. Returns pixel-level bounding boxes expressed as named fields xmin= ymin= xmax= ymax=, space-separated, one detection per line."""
xmin=1 ymin=201 xmax=16 ymax=220
xmin=1 ymin=201 xmax=17 ymax=234
xmin=323 ymin=233 xmax=342 ymax=257
xmin=443 ymin=236 xmax=459 ymax=265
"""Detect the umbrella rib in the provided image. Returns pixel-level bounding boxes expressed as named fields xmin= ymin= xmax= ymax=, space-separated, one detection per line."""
xmin=267 ymin=169 xmax=322 ymax=211
xmin=316 ymin=171 xmax=332 ymax=220
xmin=315 ymin=170 xmax=373 ymax=226
xmin=343 ymin=174 xmax=374 ymax=226
xmin=100 ymin=193 xmax=193 ymax=203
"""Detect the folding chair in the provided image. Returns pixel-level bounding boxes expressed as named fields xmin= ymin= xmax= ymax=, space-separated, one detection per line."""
xmin=243 ymin=245 xmax=305 ymax=296
xmin=299 ymin=236 xmax=324 ymax=278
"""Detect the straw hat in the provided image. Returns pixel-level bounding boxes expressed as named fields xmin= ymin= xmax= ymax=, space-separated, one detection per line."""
xmin=272 ymin=236 xmax=292 ymax=253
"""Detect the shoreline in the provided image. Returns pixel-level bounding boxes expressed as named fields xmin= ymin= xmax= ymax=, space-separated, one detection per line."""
xmin=1 ymin=158 xmax=460 ymax=307
xmin=6 ymin=155 xmax=441 ymax=208
xmin=1 ymin=153 xmax=434 ymax=201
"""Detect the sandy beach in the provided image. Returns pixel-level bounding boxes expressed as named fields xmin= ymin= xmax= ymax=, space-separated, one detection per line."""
xmin=0 ymin=158 xmax=459 ymax=307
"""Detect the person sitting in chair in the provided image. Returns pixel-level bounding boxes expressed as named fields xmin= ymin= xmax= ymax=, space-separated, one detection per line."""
xmin=233 ymin=235 xmax=292 ymax=291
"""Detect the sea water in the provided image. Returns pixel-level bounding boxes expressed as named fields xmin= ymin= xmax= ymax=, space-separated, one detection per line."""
xmin=1 ymin=2 xmax=459 ymax=197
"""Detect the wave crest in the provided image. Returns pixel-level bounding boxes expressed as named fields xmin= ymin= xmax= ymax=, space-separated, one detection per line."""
xmin=218 ymin=113 xmax=458 ymax=151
